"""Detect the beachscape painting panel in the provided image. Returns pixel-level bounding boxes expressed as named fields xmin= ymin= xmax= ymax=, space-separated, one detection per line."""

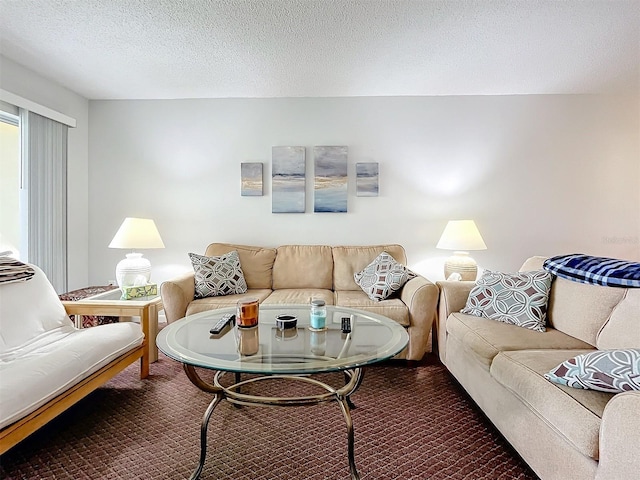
xmin=241 ymin=162 xmax=263 ymax=196
xmin=314 ymin=146 xmax=348 ymax=213
xmin=272 ymin=146 xmax=306 ymax=213
xmin=356 ymin=162 xmax=379 ymax=197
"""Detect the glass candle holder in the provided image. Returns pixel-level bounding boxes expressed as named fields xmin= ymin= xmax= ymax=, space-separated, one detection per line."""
xmin=236 ymin=297 xmax=259 ymax=328
xmin=310 ymin=298 xmax=327 ymax=330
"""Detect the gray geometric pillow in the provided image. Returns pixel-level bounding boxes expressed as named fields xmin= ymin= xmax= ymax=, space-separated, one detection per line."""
xmin=545 ymin=349 xmax=640 ymax=393
xmin=189 ymin=251 xmax=248 ymax=299
xmin=461 ymin=270 xmax=552 ymax=332
xmin=354 ymin=252 xmax=417 ymax=301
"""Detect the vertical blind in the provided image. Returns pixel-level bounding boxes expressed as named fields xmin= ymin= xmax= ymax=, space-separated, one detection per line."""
xmin=22 ymin=110 xmax=68 ymax=293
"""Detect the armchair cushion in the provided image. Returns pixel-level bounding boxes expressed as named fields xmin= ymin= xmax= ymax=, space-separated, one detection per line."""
xmin=189 ymin=251 xmax=248 ymax=299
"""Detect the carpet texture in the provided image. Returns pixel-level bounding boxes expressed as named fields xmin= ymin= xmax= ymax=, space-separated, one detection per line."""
xmin=0 ymin=354 xmax=539 ymax=479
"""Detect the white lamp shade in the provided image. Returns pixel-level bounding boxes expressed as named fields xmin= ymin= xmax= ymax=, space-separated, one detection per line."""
xmin=108 ymin=218 xmax=165 ymax=249
xmin=436 ymin=220 xmax=487 ymax=251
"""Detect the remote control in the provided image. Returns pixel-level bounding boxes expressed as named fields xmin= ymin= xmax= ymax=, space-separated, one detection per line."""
xmin=210 ymin=313 xmax=235 ymax=334
xmin=341 ymin=316 xmax=351 ymax=334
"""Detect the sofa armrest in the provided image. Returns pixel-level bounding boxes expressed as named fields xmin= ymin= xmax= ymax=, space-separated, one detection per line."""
xmin=399 ymin=275 xmax=439 ymax=360
xmin=596 ymin=391 xmax=640 ymax=480
xmin=434 ymin=280 xmax=475 ymax=363
xmin=160 ymin=272 xmax=195 ymax=323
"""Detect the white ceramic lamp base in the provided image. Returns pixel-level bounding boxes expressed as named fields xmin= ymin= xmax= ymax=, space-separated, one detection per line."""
xmin=444 ymin=251 xmax=478 ymax=281
xmin=115 ymin=252 xmax=151 ymax=289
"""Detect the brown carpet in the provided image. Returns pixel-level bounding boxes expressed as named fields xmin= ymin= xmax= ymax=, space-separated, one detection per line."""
xmin=0 ymin=354 xmax=539 ymax=480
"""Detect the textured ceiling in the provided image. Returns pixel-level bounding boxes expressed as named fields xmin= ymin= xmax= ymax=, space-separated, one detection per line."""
xmin=0 ymin=0 xmax=638 ymax=100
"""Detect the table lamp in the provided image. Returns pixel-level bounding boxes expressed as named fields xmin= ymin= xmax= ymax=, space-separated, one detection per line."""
xmin=436 ymin=220 xmax=487 ymax=281
xmin=108 ymin=217 xmax=165 ymax=289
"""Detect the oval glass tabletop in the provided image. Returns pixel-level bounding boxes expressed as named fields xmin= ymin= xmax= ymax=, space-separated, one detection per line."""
xmin=157 ymin=304 xmax=409 ymax=374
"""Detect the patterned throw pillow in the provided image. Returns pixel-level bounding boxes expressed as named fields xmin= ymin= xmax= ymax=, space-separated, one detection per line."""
xmin=354 ymin=252 xmax=417 ymax=301
xmin=545 ymin=349 xmax=640 ymax=393
xmin=189 ymin=251 xmax=248 ymax=299
xmin=461 ymin=270 xmax=552 ymax=332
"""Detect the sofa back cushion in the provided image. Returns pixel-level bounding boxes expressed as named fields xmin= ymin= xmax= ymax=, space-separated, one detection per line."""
xmin=272 ymin=245 xmax=333 ymax=289
xmin=520 ymin=256 xmax=627 ymax=346
xmin=333 ymin=244 xmax=407 ymax=291
xmin=204 ymin=243 xmax=276 ymax=290
xmin=0 ymin=264 xmax=72 ymax=353
xmin=597 ymin=289 xmax=640 ymax=349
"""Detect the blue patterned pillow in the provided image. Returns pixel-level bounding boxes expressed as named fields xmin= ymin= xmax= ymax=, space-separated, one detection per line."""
xmin=461 ymin=270 xmax=552 ymax=332
xmin=545 ymin=349 xmax=640 ymax=393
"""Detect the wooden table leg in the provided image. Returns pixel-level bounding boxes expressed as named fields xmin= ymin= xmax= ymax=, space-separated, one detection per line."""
xmin=148 ymin=304 xmax=159 ymax=363
xmin=140 ymin=307 xmax=150 ymax=379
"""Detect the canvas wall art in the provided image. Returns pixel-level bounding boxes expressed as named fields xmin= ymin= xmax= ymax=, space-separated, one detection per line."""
xmin=241 ymin=162 xmax=263 ymax=196
xmin=272 ymin=146 xmax=306 ymax=213
xmin=356 ymin=162 xmax=379 ymax=197
xmin=314 ymin=146 xmax=348 ymax=213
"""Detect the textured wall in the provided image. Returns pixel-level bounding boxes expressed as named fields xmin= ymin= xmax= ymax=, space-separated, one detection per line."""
xmin=88 ymin=95 xmax=640 ymax=285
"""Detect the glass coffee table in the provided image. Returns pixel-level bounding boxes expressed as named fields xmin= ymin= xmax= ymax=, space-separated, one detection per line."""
xmin=156 ymin=304 xmax=409 ymax=480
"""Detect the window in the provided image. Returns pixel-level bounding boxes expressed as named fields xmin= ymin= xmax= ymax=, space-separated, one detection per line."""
xmin=0 ymin=108 xmax=22 ymax=259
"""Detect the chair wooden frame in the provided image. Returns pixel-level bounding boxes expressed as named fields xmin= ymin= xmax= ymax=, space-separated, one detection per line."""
xmin=0 ymin=305 xmax=149 ymax=455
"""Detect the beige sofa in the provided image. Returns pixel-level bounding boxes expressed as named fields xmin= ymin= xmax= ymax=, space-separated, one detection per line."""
xmin=161 ymin=243 xmax=438 ymax=360
xmin=436 ymin=256 xmax=640 ymax=480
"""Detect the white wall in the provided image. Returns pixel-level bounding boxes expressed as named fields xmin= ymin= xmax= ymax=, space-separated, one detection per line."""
xmin=89 ymin=95 xmax=639 ymax=285
xmin=0 ymin=56 xmax=90 ymax=290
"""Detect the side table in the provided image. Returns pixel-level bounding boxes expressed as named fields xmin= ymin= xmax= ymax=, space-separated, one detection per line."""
xmin=61 ymin=289 xmax=164 ymax=378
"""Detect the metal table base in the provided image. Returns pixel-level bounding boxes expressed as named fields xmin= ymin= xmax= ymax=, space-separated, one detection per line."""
xmin=183 ymin=364 xmax=364 ymax=480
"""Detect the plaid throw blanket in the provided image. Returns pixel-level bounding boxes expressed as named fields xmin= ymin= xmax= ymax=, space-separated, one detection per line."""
xmin=543 ymin=254 xmax=640 ymax=288
xmin=0 ymin=257 xmax=35 ymax=284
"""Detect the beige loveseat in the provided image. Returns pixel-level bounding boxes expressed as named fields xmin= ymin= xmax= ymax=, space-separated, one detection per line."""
xmin=436 ymin=256 xmax=640 ymax=480
xmin=161 ymin=243 xmax=438 ymax=360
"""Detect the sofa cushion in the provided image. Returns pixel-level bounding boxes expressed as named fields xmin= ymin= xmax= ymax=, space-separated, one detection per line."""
xmin=446 ymin=312 xmax=594 ymax=367
xmin=547 ymin=277 xmax=626 ymax=347
xmin=461 ymin=270 xmax=552 ymax=332
xmin=272 ymin=245 xmax=333 ymax=290
xmin=354 ymin=252 xmax=416 ymax=301
xmin=186 ymin=289 xmax=272 ymax=316
xmin=335 ymin=290 xmax=410 ymax=326
xmin=261 ymin=289 xmax=334 ymax=306
xmin=597 ymin=289 xmax=640 ymax=349
xmin=204 ymin=243 xmax=276 ymax=290
xmin=519 ymin=256 xmax=628 ymax=346
xmin=189 ymin=251 xmax=248 ymax=298
xmin=0 ymin=264 xmax=71 ymax=355
xmin=545 ymin=349 xmax=640 ymax=393
xmin=332 ymin=244 xmax=407 ymax=291
xmin=0 ymin=322 xmax=143 ymax=429
xmin=491 ymin=349 xmax=611 ymax=460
